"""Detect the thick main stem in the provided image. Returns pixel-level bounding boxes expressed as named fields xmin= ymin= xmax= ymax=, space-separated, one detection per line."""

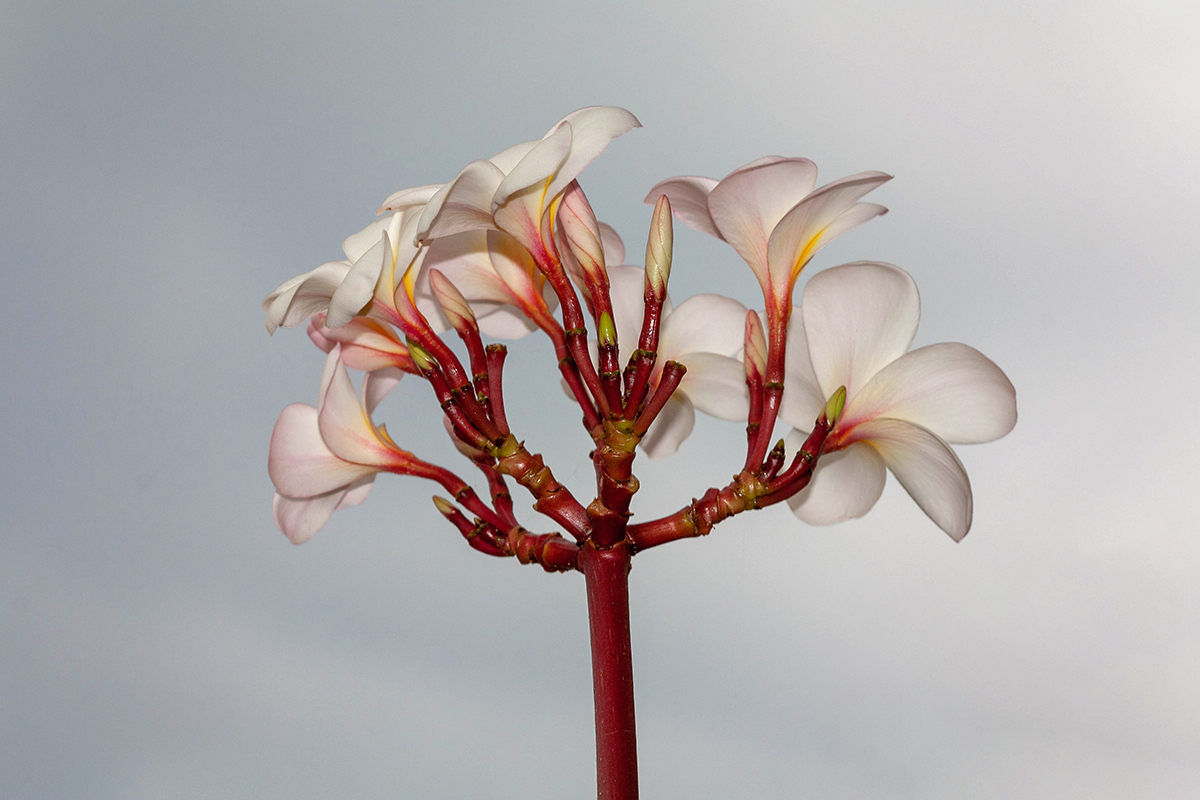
xmin=581 ymin=544 xmax=638 ymax=800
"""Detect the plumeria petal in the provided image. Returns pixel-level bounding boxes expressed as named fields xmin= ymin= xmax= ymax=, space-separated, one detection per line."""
xmin=844 ymin=342 xmax=1017 ymax=445
xmin=675 ymin=352 xmax=749 ymax=420
xmin=418 ymin=159 xmax=506 ymax=240
xmin=643 ymin=176 xmax=721 ymax=239
xmin=362 ymin=367 xmax=404 ymax=416
xmin=786 ymin=437 xmax=886 ymax=525
xmin=658 ymin=293 xmax=747 ymax=360
xmin=847 ymin=418 xmax=973 ymax=540
xmin=639 ymin=394 xmax=696 ymax=460
xmin=263 ymin=261 xmax=352 ymax=333
xmin=543 ymin=106 xmax=641 ymax=200
xmin=342 ymin=212 xmax=401 ymax=263
xmin=803 ymin=262 xmax=920 ymax=400
xmin=327 ymin=235 xmax=387 ymax=328
xmin=494 ymin=122 xmax=572 ymax=209
xmin=315 ymin=317 xmax=412 ymax=373
xmin=778 ymin=310 xmax=827 ymax=430
xmin=272 ymin=474 xmax=375 ymax=545
xmin=268 ymin=403 xmax=379 ymax=497
xmin=376 ymin=183 xmax=442 ymax=215
xmin=317 ymin=359 xmax=401 ymax=466
xmin=765 ymin=172 xmax=891 ymax=295
xmin=706 ymin=158 xmax=819 ymax=288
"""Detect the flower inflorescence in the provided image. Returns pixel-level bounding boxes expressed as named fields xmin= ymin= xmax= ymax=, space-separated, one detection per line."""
xmin=264 ymin=106 xmax=1016 ymax=558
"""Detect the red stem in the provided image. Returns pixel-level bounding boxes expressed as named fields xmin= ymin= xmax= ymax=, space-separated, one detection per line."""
xmin=581 ymin=544 xmax=638 ymax=800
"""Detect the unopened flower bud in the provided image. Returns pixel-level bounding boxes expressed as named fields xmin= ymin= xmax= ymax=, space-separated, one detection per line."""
xmin=823 ymin=385 xmax=847 ymax=426
xmin=558 ymin=181 xmax=607 ymax=285
xmin=645 ymin=194 xmax=673 ymax=300
xmin=597 ymin=311 xmax=618 ymax=349
xmin=432 ymin=496 xmax=458 ymax=517
xmin=428 ymin=269 xmax=477 ymax=333
xmin=406 ymin=339 xmax=436 ymax=372
xmin=744 ymin=310 xmax=767 ymax=381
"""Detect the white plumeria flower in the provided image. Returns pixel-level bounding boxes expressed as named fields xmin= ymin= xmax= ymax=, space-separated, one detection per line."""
xmin=606 ymin=265 xmax=750 ymax=458
xmin=414 ymin=107 xmax=640 ymax=261
xmin=267 ymin=345 xmax=407 ymax=544
xmin=262 ymin=185 xmax=440 ymax=333
xmin=778 ymin=262 xmax=1017 ymax=540
xmin=646 ymin=158 xmax=890 ymax=322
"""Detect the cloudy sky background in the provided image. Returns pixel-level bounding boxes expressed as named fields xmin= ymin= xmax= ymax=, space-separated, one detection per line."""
xmin=3 ymin=1 xmax=1199 ymax=797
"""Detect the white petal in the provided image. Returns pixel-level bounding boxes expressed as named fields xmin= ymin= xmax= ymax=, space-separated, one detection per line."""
xmin=268 ymin=403 xmax=378 ymax=497
xmin=417 ymin=159 xmax=506 ymax=240
xmin=643 ymin=176 xmax=721 ymax=239
xmin=342 ymin=213 xmax=395 ymax=263
xmin=706 ymin=158 xmax=819 ymax=286
xmin=544 ymin=106 xmax=641 ymax=200
xmin=337 ymin=477 xmax=374 ymax=508
xmin=658 ymin=293 xmax=747 ymax=361
xmin=263 ymin=262 xmax=352 ymax=332
xmin=846 ymin=343 xmax=1017 ymax=444
xmin=598 ymin=222 xmax=625 ymax=266
xmin=765 ymin=172 xmax=891 ymax=294
xmin=786 ymin=437 xmax=886 ymax=525
xmin=854 ymin=418 xmax=972 ymax=540
xmin=376 ymin=183 xmax=442 ymax=214
xmin=638 ymin=394 xmax=696 ymax=459
xmin=419 ymin=231 xmax=513 ymax=307
xmin=778 ymin=310 xmax=827 ymax=429
xmin=676 ymin=352 xmax=749 ymax=420
xmin=495 ymin=122 xmax=572 ymax=208
xmin=488 ymin=139 xmax=540 ymax=174
xmin=327 ymin=235 xmax=387 ymax=328
xmin=802 ymin=262 xmax=920 ymax=400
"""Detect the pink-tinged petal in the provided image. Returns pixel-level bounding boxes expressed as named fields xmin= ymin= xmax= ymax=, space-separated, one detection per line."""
xmin=268 ymin=403 xmax=379 ymax=497
xmin=803 ymin=262 xmax=920 ymax=400
xmin=786 ymin=437 xmax=886 ymax=525
xmin=317 ymin=360 xmax=398 ymax=466
xmin=849 ymin=418 xmax=972 ymax=540
xmin=263 ymin=262 xmax=352 ymax=333
xmin=766 ymin=172 xmax=891 ymax=294
xmin=376 ymin=183 xmax=442 ymax=215
xmin=337 ymin=477 xmax=374 ymax=508
xmin=318 ymin=317 xmax=411 ymax=373
xmin=494 ymin=122 xmax=572 ymax=208
xmin=707 ymin=158 xmax=819 ymax=288
xmin=844 ymin=343 xmax=1017 ymax=445
xmin=598 ymin=222 xmax=625 ymax=265
xmin=273 ymin=490 xmax=344 ymax=545
xmin=658 ymin=293 xmax=747 ymax=361
xmin=420 ymin=231 xmax=514 ymax=307
xmin=543 ymin=106 xmax=641 ymax=200
xmin=639 ymin=394 xmax=696 ymax=459
xmin=306 ymin=317 xmax=335 ymax=352
xmin=317 ymin=344 xmax=341 ymax=409
xmin=326 ymin=235 xmax=387 ymax=328
xmin=477 ymin=307 xmax=539 ymax=339
xmin=778 ymin=310 xmax=826 ymax=429
xmin=487 ymin=230 xmax=548 ymax=312
xmin=417 ymin=159 xmax=506 ymax=240
xmin=675 ymin=352 xmax=749 ymax=420
xmin=361 ymin=367 xmax=404 ymax=416
xmin=643 ymin=176 xmax=721 ymax=239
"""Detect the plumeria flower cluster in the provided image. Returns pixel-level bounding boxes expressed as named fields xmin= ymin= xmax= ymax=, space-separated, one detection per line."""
xmin=263 ymin=106 xmax=1015 ymax=799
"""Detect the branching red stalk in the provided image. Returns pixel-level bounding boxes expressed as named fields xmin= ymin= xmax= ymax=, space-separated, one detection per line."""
xmin=632 ymin=362 xmax=686 ymax=437
xmin=484 ymin=344 xmax=511 ymax=436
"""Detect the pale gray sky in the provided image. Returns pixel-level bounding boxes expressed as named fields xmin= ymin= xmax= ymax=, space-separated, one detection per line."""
xmin=3 ymin=1 xmax=1199 ymax=798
